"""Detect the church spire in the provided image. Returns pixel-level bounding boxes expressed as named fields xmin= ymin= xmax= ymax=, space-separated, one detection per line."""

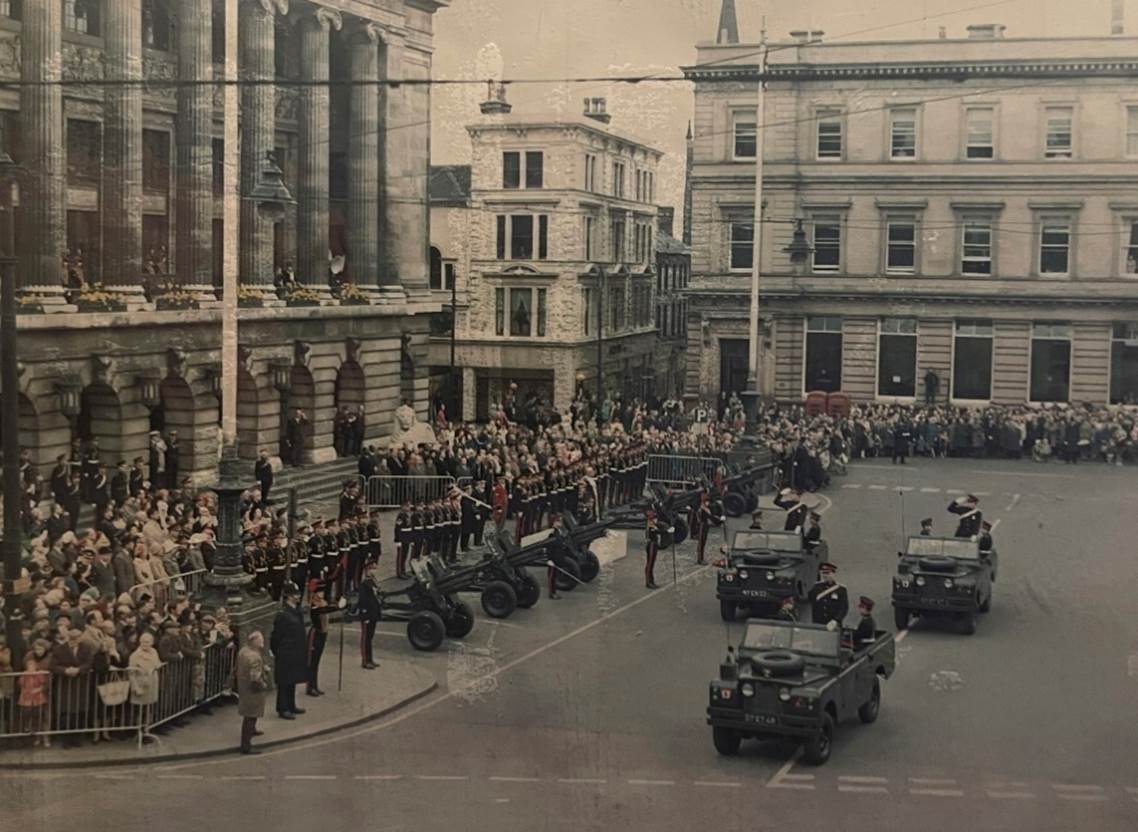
xmin=716 ymin=0 xmax=740 ymax=44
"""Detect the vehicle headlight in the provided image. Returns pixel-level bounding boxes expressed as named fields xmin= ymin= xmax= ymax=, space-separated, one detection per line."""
xmin=766 ymin=571 xmax=775 ymax=581
xmin=915 ymin=576 xmax=926 ymax=586
xmin=741 ymin=683 xmax=755 ymax=697
xmin=724 ymin=573 xmax=735 ymax=582
xmin=900 ymin=578 xmax=910 ymax=588
xmin=739 ymin=570 xmax=749 ymax=580
xmin=943 ymin=578 xmax=953 ymax=589
xmin=778 ymin=688 xmax=791 ymax=702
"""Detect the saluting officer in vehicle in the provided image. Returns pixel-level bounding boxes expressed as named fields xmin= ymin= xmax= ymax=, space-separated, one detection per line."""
xmin=774 ymin=486 xmax=809 ymax=532
xmin=947 ymin=494 xmax=983 ymax=538
xmin=808 ymin=562 xmax=849 ymax=627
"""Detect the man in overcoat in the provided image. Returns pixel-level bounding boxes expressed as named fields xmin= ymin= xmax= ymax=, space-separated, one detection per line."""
xmin=237 ymin=630 xmax=270 ymax=754
xmin=269 ymin=585 xmax=308 ymax=719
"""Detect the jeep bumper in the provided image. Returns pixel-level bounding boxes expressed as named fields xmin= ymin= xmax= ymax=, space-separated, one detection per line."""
xmin=892 ymin=592 xmax=974 ymax=613
xmin=706 ymin=706 xmax=819 ymax=738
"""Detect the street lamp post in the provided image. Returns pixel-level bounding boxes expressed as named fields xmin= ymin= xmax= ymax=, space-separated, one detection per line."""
xmin=740 ymin=44 xmax=768 ymax=436
xmin=595 ymin=267 xmax=606 ymax=427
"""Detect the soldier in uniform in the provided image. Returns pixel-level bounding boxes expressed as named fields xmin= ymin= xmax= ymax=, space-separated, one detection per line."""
xmin=252 ymin=533 xmax=271 ymax=595
xmin=774 ymin=487 xmax=809 ymax=532
xmin=803 ymin=511 xmax=823 ymax=551
xmin=307 ymin=519 xmax=326 ymax=584
xmin=808 ymin=563 xmax=849 ymax=627
xmin=546 ymin=515 xmax=569 ymax=600
xmin=644 ymin=509 xmax=661 ymax=590
xmin=267 ymin=532 xmax=288 ymax=601
xmin=777 ymin=594 xmax=798 ymax=623
xmin=691 ymin=491 xmax=720 ymax=565
xmin=344 ymin=515 xmax=363 ymax=595
xmin=411 ymin=502 xmax=428 ymax=564
xmin=305 ymin=581 xmax=334 ymax=697
xmin=459 ymin=487 xmax=475 ymax=553
xmin=366 ymin=511 xmax=381 ymax=566
xmin=947 ymin=495 xmax=982 ymax=538
xmin=919 ymin=517 xmax=934 ymax=536
xmin=853 ymin=596 xmax=877 ymax=648
xmin=472 ymin=482 xmax=488 ymax=546
xmin=514 ymin=480 xmax=530 ymax=545
xmin=357 ymin=563 xmax=382 ymax=669
xmin=978 ymin=520 xmax=994 ymax=552
xmin=394 ymin=503 xmax=412 ymax=578
xmin=292 ymin=523 xmax=310 ymax=594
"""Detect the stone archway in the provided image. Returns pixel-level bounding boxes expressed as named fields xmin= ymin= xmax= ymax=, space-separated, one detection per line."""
xmin=78 ymin=383 xmax=123 ymax=461
xmin=237 ymin=368 xmax=263 ymax=462
xmin=0 ymin=393 xmax=40 ymax=474
xmin=158 ymin=376 xmax=197 ymax=486
xmin=335 ymin=360 xmax=366 ymax=457
xmin=288 ymin=365 xmax=316 ymax=463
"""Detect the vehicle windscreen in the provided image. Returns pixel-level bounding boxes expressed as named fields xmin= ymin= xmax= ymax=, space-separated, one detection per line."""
xmin=741 ymin=623 xmax=840 ymax=657
xmin=733 ymin=531 xmax=802 ymax=553
xmin=906 ymin=537 xmax=980 ymax=560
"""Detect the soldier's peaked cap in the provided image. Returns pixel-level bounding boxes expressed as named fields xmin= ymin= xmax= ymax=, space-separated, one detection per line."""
xmin=819 ymin=562 xmax=837 ymax=572
xmin=859 ymin=596 xmax=875 ymax=610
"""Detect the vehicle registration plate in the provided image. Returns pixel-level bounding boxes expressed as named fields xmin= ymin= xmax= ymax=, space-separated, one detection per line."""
xmin=741 ymin=590 xmax=768 ymax=598
xmin=745 ymin=713 xmax=777 ymax=725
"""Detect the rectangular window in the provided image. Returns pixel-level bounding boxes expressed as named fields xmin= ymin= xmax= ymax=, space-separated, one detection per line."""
xmin=583 ymin=287 xmax=596 ymax=335
xmin=962 ymin=219 xmax=993 ymax=275
xmin=495 ymin=288 xmax=505 ymax=336
xmin=64 ymin=0 xmax=99 ymax=35
xmin=816 ymin=111 xmax=842 ymax=160
xmin=610 ymin=285 xmax=625 ymax=331
xmin=143 ymin=0 xmax=171 ymax=50
xmin=812 ymin=215 xmax=841 ymax=273
xmin=584 ymin=215 xmax=596 ymax=260
xmin=537 ymin=288 xmax=547 ymax=337
xmin=729 ymin=221 xmax=753 ymax=271
xmin=212 ymin=138 xmax=224 ymax=196
xmin=612 ymin=162 xmax=625 ymax=198
xmin=1125 ymin=220 xmax=1138 ymax=275
xmin=1030 ymin=323 xmax=1071 ymax=402
xmin=611 ymin=215 xmax=626 ymax=261
xmin=890 ymin=108 xmax=917 ymax=159
xmin=1127 ymin=107 xmax=1138 ymax=157
xmin=878 ymin=318 xmax=918 ymax=397
xmin=502 ymin=151 xmax=520 ymax=189
xmin=1039 ymin=219 xmax=1071 ymax=275
xmin=538 ymin=215 xmax=548 ymax=259
xmin=509 ymin=288 xmax=533 ymax=336
xmin=511 ymin=215 xmax=534 ymax=259
xmin=142 ymin=129 xmax=170 ymax=192
xmin=1044 ymin=106 xmax=1073 ymax=158
xmin=886 ymin=219 xmax=916 ymax=273
xmin=525 ymin=151 xmax=543 ymax=189
xmin=953 ymin=320 xmax=993 ymax=400
xmin=733 ymin=111 xmax=757 ymax=160
xmin=0 ymin=1 xmax=19 ymax=20
xmin=965 ymin=107 xmax=994 ymax=159
xmin=584 ymin=154 xmax=597 ymax=191
xmin=805 ymin=316 xmax=843 ymax=393
xmin=66 ymin=119 xmax=101 ymax=186
xmin=1110 ymin=323 xmax=1138 ymax=404
xmin=496 ymin=215 xmax=506 ymax=259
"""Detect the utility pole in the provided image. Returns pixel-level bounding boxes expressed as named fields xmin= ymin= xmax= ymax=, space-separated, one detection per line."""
xmin=740 ymin=42 xmax=768 ymax=434
xmin=595 ymin=268 xmax=606 ymax=426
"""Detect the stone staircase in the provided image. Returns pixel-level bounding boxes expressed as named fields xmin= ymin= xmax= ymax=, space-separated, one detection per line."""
xmin=269 ymin=457 xmax=361 ymax=511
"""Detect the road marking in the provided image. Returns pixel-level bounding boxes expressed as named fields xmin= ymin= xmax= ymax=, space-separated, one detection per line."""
xmin=973 ymin=491 xmax=991 ymax=496
xmin=968 ymin=469 xmax=1074 ymax=479
xmin=285 ymin=775 xmax=337 ymax=781
xmin=765 ymin=750 xmax=803 ymax=788
xmin=1005 ymin=494 xmax=1022 ymax=512
xmin=1053 ymin=784 xmax=1105 ymax=792
xmin=894 ymin=629 xmax=909 ymax=644
xmin=557 ymin=778 xmax=607 ymax=785
xmin=354 ymin=775 xmax=403 ymax=781
xmin=896 ymin=486 xmax=914 ymax=492
xmin=990 ymin=518 xmax=1001 ymax=531
xmin=768 ymin=782 xmax=815 ymax=790
xmin=839 ymin=784 xmax=889 ymax=794
xmin=416 ymin=775 xmax=469 ymax=781
xmin=910 ymin=777 xmax=958 ymax=785
xmin=693 ymin=781 xmax=743 ymax=788
xmin=910 ymin=788 xmax=965 ymax=797
xmin=868 ymin=484 xmax=887 ymax=491
xmin=220 ymin=775 xmax=265 ymax=781
xmin=92 ymin=774 xmax=133 ymax=780
xmin=814 ymin=494 xmax=834 ymax=516
xmin=494 ymin=798 xmax=509 ymax=804
xmin=840 ymin=776 xmax=889 ymax=783
xmin=841 ymin=484 xmax=862 ymax=489
xmin=1055 ymin=793 xmax=1110 ymax=802
xmin=920 ymin=487 xmax=941 ymax=493
xmin=781 ymin=774 xmax=815 ymax=781
xmin=162 ymin=559 xmax=719 ymax=771
xmin=157 ymin=775 xmax=204 ymax=781
xmin=945 ymin=488 xmax=965 ymax=494
xmin=628 ymin=779 xmax=675 ymax=786
xmin=987 ymin=791 xmax=1036 ymax=800
xmin=489 ymin=776 xmax=541 ymax=783
xmin=480 ymin=619 xmax=524 ymax=630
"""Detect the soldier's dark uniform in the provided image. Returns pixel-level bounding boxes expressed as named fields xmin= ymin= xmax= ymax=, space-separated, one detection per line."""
xmin=394 ymin=506 xmax=411 ymax=578
xmin=366 ymin=513 xmax=381 ymax=565
xmin=306 ymin=589 xmax=333 ymax=696
xmin=808 ymin=569 xmax=850 ymax=626
xmin=252 ymin=538 xmax=270 ymax=595
xmin=947 ymin=498 xmax=983 ymax=538
xmin=459 ymin=492 xmax=475 ymax=552
xmin=267 ymin=537 xmax=288 ymax=600
xmin=307 ymin=521 xmax=326 ymax=582
xmin=357 ymin=568 xmax=382 ymax=669
xmin=644 ymin=512 xmax=661 ymax=589
xmin=774 ymin=489 xmax=809 ymax=531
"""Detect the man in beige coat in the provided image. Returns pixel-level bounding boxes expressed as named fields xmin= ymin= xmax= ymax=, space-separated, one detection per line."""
xmin=236 ymin=631 xmax=270 ymax=755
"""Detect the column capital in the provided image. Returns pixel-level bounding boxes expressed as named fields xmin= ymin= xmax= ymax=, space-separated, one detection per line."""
xmin=245 ymin=0 xmax=288 ymax=17
xmin=299 ymin=5 xmax=342 ymax=32
xmin=346 ymin=19 xmax=385 ymax=46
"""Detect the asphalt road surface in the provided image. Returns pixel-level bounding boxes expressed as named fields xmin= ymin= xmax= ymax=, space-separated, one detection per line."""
xmin=7 ymin=458 xmax=1138 ymax=832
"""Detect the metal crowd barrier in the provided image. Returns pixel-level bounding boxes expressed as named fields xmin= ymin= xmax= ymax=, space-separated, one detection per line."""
xmin=646 ymin=454 xmax=720 ymax=487
xmin=363 ymin=475 xmax=457 ymax=509
xmin=0 ymin=641 xmax=236 ymax=750
xmin=127 ymin=568 xmax=209 ymax=603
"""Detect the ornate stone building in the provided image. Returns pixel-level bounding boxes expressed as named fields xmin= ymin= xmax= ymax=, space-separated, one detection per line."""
xmin=3 ymin=0 xmax=446 ymax=482
xmin=429 ymin=91 xmax=664 ymax=420
xmin=683 ymin=9 xmax=1138 ymax=407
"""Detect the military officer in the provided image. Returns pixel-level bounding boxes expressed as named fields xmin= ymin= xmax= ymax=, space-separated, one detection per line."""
xmin=691 ymin=491 xmax=722 ymax=565
xmin=644 ymin=509 xmax=662 ymax=590
xmin=777 ymin=594 xmax=798 ymax=623
xmin=305 ymin=581 xmax=334 ymax=697
xmin=947 ymin=495 xmax=983 ymax=538
xmin=808 ymin=563 xmax=849 ymax=627
xmin=546 ymin=515 xmax=569 ymax=600
xmin=803 ymin=511 xmax=823 ymax=551
xmin=394 ymin=502 xmax=412 ymax=578
xmin=774 ymin=487 xmax=809 ymax=532
xmin=978 ymin=520 xmax=994 ymax=552
xmin=307 ymin=519 xmax=326 ymax=583
xmin=357 ymin=564 xmax=382 ymax=669
xmin=366 ymin=511 xmax=381 ymax=566
xmin=919 ymin=517 xmax=934 ymax=536
xmin=267 ymin=532 xmax=288 ymax=601
xmin=853 ymin=596 xmax=877 ymax=648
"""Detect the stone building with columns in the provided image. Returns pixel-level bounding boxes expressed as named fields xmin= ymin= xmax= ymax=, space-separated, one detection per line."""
xmin=683 ymin=9 xmax=1138 ymax=408
xmin=2 ymin=0 xmax=446 ymax=483
xmin=428 ymin=91 xmax=665 ymax=421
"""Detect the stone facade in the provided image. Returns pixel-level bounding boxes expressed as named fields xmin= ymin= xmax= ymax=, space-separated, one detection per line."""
xmin=429 ymin=100 xmax=668 ymax=420
xmin=4 ymin=0 xmax=448 ymax=481
xmin=683 ymin=29 xmax=1138 ymax=407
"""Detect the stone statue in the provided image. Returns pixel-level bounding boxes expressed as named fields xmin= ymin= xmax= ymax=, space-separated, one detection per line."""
xmin=388 ymin=403 xmax=437 ymax=449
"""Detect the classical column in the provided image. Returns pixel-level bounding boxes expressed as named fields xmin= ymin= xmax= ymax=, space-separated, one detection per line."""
xmin=297 ymin=7 xmax=340 ymax=292
xmin=175 ymin=0 xmax=215 ymax=298
xmin=347 ymin=22 xmax=382 ymax=297
xmin=381 ymin=33 xmax=429 ymax=298
xmin=239 ymin=0 xmax=286 ymax=293
xmin=102 ymin=0 xmax=146 ymax=303
xmin=17 ymin=0 xmax=66 ymax=301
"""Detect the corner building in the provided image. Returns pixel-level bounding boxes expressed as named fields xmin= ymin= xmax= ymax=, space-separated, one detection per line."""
xmin=3 ymin=0 xmax=446 ymax=482
xmin=683 ymin=22 xmax=1138 ymax=407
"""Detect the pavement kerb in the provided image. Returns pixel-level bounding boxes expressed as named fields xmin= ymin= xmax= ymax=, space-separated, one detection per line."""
xmin=0 ymin=678 xmax=438 ymax=772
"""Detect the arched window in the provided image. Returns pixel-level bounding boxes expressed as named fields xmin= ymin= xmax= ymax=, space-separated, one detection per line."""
xmin=429 ymin=246 xmax=442 ymax=290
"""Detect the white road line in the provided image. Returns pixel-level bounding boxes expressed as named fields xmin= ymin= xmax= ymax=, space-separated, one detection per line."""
xmin=92 ymin=774 xmax=133 ymax=780
xmin=285 ymin=775 xmax=337 ymax=781
xmin=220 ymin=775 xmax=265 ymax=781
xmin=416 ymin=775 xmax=469 ymax=781
xmin=493 ymin=798 xmax=509 ymax=804
xmin=839 ymin=776 xmax=889 ymax=783
xmin=480 ymin=619 xmax=524 ymax=630
xmin=920 ymin=487 xmax=941 ymax=493
xmin=868 ymin=485 xmax=887 ymax=491
xmin=987 ymin=791 xmax=1036 ymax=800
xmin=894 ymin=629 xmax=909 ymax=644
xmin=910 ymin=778 xmax=958 ymax=785
xmin=768 ymin=782 xmax=815 ymax=790
xmin=157 ymin=775 xmax=204 ymax=781
xmin=765 ymin=750 xmax=803 ymax=788
xmin=1053 ymin=784 xmax=1105 ymax=792
xmin=354 ymin=775 xmax=403 ymax=781
xmin=1055 ymin=794 xmax=1110 ymax=802
xmin=693 ymin=781 xmax=743 ymax=788
xmin=910 ymin=788 xmax=966 ymax=797
xmin=489 ymin=776 xmax=541 ymax=783
xmin=1005 ymin=494 xmax=1022 ymax=512
xmin=990 ymin=518 xmax=1002 ymax=531
xmin=781 ymin=774 xmax=815 ymax=781
xmin=841 ymin=484 xmax=862 ymax=489
xmin=896 ymin=486 xmax=915 ymax=492
xmin=557 ymin=778 xmax=607 ymax=785
xmin=628 ymin=779 xmax=675 ymax=786
xmin=839 ymin=785 xmax=889 ymax=794
xmin=814 ymin=494 xmax=834 ymax=516
xmin=1126 ymin=786 xmax=1138 ymax=795
xmin=945 ymin=488 xmax=965 ymax=494
xmin=973 ymin=491 xmax=992 ymax=496
xmin=968 ymin=469 xmax=1074 ymax=479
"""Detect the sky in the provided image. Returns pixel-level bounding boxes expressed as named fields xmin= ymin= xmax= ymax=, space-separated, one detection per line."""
xmin=429 ymin=0 xmax=1135 ymax=223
